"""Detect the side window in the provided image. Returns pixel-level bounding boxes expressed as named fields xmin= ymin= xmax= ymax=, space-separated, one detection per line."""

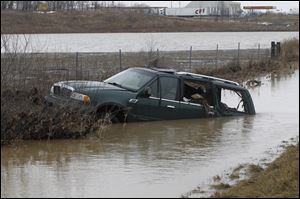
xmin=149 ymin=79 xmax=159 ymax=98
xmin=160 ymin=77 xmax=178 ymax=100
xmin=182 ymin=80 xmax=214 ymax=106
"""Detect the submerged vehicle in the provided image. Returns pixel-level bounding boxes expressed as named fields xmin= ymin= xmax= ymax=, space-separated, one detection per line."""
xmin=45 ymin=67 xmax=255 ymax=122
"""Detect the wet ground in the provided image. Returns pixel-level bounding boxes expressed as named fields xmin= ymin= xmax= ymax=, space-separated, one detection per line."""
xmin=1 ymin=70 xmax=299 ymax=198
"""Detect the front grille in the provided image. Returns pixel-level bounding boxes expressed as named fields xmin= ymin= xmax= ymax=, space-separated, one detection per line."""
xmin=61 ymin=87 xmax=72 ymax=97
xmin=53 ymin=85 xmax=72 ymax=98
xmin=53 ymin=86 xmax=60 ymax=95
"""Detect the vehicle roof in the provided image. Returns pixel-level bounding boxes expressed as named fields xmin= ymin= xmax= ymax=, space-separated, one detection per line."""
xmin=176 ymin=72 xmax=246 ymax=90
xmin=134 ymin=67 xmax=244 ymax=90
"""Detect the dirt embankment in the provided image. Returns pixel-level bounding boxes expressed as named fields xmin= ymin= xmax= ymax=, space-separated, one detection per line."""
xmin=1 ymin=10 xmax=299 ymax=34
xmin=212 ymin=144 xmax=299 ymax=198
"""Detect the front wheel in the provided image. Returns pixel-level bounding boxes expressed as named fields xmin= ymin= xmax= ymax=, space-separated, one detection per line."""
xmin=96 ymin=105 xmax=124 ymax=123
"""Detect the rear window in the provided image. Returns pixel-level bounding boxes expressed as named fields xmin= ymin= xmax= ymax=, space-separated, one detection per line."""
xmin=218 ymin=87 xmax=246 ymax=113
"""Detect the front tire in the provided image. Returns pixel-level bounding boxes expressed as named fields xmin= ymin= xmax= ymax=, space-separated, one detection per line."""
xmin=96 ymin=105 xmax=124 ymax=123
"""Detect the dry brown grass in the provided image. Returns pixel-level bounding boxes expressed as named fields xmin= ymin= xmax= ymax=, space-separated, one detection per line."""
xmin=195 ymin=38 xmax=299 ymax=83
xmin=256 ymin=13 xmax=299 ymax=25
xmin=0 ymin=87 xmax=114 ymax=146
xmin=1 ymin=10 xmax=298 ymax=34
xmin=213 ymin=144 xmax=299 ymax=198
xmin=281 ymin=37 xmax=299 ymax=62
xmin=1 ymin=35 xmax=117 ymax=145
xmin=211 ymin=183 xmax=231 ymax=190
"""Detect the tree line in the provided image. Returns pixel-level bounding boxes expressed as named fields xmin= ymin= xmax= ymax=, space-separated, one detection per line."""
xmin=1 ymin=1 xmax=149 ymax=12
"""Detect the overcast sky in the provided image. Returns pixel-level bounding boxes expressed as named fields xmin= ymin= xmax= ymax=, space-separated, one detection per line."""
xmin=120 ymin=1 xmax=299 ymax=12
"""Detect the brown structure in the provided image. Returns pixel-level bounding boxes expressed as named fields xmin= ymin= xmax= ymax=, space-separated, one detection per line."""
xmin=243 ymin=6 xmax=276 ymax=13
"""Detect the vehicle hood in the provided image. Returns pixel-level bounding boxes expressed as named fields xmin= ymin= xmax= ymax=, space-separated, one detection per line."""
xmin=57 ymin=80 xmax=126 ymax=91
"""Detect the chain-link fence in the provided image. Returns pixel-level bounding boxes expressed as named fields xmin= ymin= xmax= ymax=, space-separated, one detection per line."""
xmin=1 ymin=43 xmax=273 ymax=93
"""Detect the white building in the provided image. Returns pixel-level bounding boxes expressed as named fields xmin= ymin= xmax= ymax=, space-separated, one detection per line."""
xmin=185 ymin=1 xmax=242 ymax=16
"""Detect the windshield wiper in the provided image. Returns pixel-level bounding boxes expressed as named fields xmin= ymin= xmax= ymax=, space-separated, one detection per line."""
xmin=107 ymin=82 xmax=125 ymax=89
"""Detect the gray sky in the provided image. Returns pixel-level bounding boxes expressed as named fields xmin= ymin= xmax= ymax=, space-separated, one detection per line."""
xmin=120 ymin=1 xmax=299 ymax=12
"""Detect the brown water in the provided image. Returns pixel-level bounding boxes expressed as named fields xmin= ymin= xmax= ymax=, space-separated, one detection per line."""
xmin=1 ymin=71 xmax=299 ymax=198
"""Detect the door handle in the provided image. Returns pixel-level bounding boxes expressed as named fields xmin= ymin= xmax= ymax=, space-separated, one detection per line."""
xmin=167 ymin=105 xmax=175 ymax=109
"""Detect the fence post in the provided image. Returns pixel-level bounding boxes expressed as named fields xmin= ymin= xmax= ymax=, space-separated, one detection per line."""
xmin=271 ymin=41 xmax=276 ymax=58
xmin=75 ymin=52 xmax=79 ymax=80
xmin=119 ymin=49 xmax=122 ymax=71
xmin=276 ymin=42 xmax=281 ymax=57
xmin=237 ymin=42 xmax=240 ymax=65
xmin=257 ymin=43 xmax=260 ymax=62
xmin=66 ymin=69 xmax=69 ymax=81
xmin=157 ymin=48 xmax=159 ymax=67
xmin=189 ymin=46 xmax=192 ymax=72
xmin=80 ymin=57 xmax=83 ymax=80
xmin=216 ymin=44 xmax=219 ymax=69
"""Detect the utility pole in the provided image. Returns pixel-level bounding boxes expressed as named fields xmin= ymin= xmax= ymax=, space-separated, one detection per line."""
xmin=171 ymin=1 xmax=173 ymax=8
xmin=221 ymin=1 xmax=225 ymax=21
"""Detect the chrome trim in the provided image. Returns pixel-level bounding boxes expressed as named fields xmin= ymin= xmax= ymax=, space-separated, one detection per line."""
xmin=149 ymin=96 xmax=160 ymax=100
xmin=150 ymin=97 xmax=205 ymax=107
xmin=180 ymin=101 xmax=203 ymax=107
xmin=161 ymin=98 xmax=180 ymax=103
xmin=167 ymin=105 xmax=175 ymax=109
xmin=150 ymin=97 xmax=180 ymax=103
xmin=188 ymin=102 xmax=202 ymax=107
xmin=129 ymin=99 xmax=139 ymax=104
xmin=180 ymin=101 xmax=190 ymax=105
xmin=54 ymin=82 xmax=75 ymax=92
xmin=50 ymin=86 xmax=54 ymax=94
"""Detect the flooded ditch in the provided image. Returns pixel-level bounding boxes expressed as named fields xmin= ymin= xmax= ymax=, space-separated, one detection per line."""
xmin=1 ymin=70 xmax=299 ymax=198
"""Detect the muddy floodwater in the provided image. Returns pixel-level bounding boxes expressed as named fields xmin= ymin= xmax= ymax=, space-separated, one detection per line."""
xmin=1 ymin=71 xmax=299 ymax=198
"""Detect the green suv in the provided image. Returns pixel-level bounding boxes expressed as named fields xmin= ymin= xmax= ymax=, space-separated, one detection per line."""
xmin=45 ymin=67 xmax=255 ymax=122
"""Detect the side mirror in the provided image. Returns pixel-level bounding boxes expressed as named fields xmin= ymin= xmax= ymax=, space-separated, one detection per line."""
xmin=144 ymin=87 xmax=152 ymax=98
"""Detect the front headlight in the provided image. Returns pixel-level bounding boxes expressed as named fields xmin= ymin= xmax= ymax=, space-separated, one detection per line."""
xmin=83 ymin=95 xmax=90 ymax=105
xmin=70 ymin=92 xmax=90 ymax=105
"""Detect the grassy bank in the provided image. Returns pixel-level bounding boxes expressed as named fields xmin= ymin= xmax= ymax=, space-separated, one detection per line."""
xmin=1 ymin=10 xmax=298 ymax=34
xmin=212 ymin=144 xmax=299 ymax=198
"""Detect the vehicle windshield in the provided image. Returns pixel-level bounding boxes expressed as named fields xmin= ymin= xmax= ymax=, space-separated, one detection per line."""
xmin=104 ymin=68 xmax=155 ymax=91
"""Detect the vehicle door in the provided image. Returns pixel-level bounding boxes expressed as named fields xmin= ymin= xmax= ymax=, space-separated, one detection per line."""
xmin=159 ymin=76 xmax=181 ymax=120
xmin=129 ymin=78 xmax=161 ymax=121
xmin=178 ymin=79 xmax=214 ymax=119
